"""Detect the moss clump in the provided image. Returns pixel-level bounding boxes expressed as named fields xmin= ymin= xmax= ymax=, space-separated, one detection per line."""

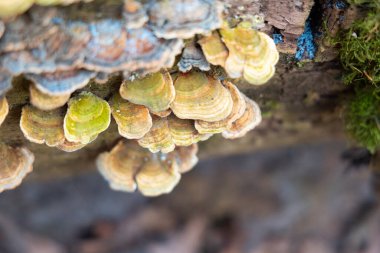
xmin=336 ymin=2 xmax=380 ymax=152
xmin=338 ymin=6 xmax=380 ymax=85
xmin=347 ymin=0 xmax=380 ymax=8
xmin=345 ymin=89 xmax=380 ymax=153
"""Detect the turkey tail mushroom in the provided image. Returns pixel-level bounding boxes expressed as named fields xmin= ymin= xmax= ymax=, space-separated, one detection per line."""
xmin=148 ymin=0 xmax=223 ymax=39
xmin=220 ymin=21 xmax=279 ymax=85
xmin=138 ymin=116 xmax=176 ymax=154
xmin=120 ymin=70 xmax=175 ymax=114
xmin=222 ymin=95 xmax=262 ymax=139
xmin=20 ymin=105 xmax=66 ymax=147
xmin=195 ymin=81 xmax=246 ymax=134
xmin=171 ymin=71 xmax=233 ymax=122
xmin=29 ymin=84 xmax=70 ymax=111
xmin=109 ymin=94 xmax=153 ymax=140
xmin=0 ymin=98 xmax=9 ymax=126
xmin=178 ymin=40 xmax=210 ymax=72
xmin=198 ymin=32 xmax=228 ymax=67
xmin=97 ymin=141 xmax=198 ymax=197
xmin=0 ymin=143 xmax=34 ymax=193
xmin=0 ymin=0 xmax=34 ymax=19
xmin=64 ymin=92 xmax=111 ymax=144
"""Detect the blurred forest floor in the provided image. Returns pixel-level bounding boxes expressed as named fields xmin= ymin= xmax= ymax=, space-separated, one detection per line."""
xmin=0 ymin=140 xmax=378 ymax=253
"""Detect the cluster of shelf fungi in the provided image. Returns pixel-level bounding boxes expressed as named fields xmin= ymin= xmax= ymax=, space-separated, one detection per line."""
xmin=0 ymin=0 xmax=279 ymax=196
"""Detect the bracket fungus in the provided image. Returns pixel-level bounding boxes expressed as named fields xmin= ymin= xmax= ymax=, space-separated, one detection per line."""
xmin=120 ymin=70 xmax=175 ymax=114
xmin=29 ymin=84 xmax=71 ymax=111
xmin=0 ymin=97 xmax=9 ymax=126
xmin=138 ymin=115 xmax=210 ymax=153
xmin=198 ymin=31 xmax=228 ymax=67
xmin=56 ymin=137 xmax=95 ymax=153
xmin=169 ymin=144 xmax=199 ymax=173
xmin=178 ymin=40 xmax=210 ymax=72
xmin=220 ymin=21 xmax=279 ymax=85
xmin=135 ymin=155 xmax=181 ymax=197
xmin=152 ymin=109 xmax=172 ymax=118
xmin=0 ymin=0 xmax=270 ymax=196
xmin=138 ymin=116 xmax=176 ymax=153
xmin=35 ymin=0 xmax=94 ymax=5
xmin=0 ymin=143 xmax=34 ymax=193
xmin=97 ymin=141 xmax=149 ymax=192
xmin=25 ymin=70 xmax=95 ymax=96
xmin=97 ymin=140 xmax=198 ymax=197
xmin=2 ymin=24 xmax=88 ymax=75
xmin=123 ymin=0 xmax=148 ymax=29
xmin=0 ymin=0 xmax=34 ymax=19
xmin=222 ymin=95 xmax=262 ymax=139
xmin=168 ymin=115 xmax=211 ymax=146
xmin=64 ymin=92 xmax=111 ymax=144
xmin=0 ymin=0 xmax=93 ymax=18
xmin=83 ymin=20 xmax=183 ymax=74
xmin=148 ymin=0 xmax=223 ymax=39
xmin=0 ymin=16 xmax=58 ymax=53
xmin=109 ymin=94 xmax=153 ymax=139
xmin=171 ymin=71 xmax=233 ymax=122
xmin=195 ymin=81 xmax=246 ymax=134
xmin=20 ymin=105 xmax=66 ymax=147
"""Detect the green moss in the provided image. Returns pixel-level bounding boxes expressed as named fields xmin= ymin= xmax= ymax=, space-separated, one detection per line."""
xmin=336 ymin=2 xmax=380 ymax=152
xmin=346 ymin=89 xmax=380 ymax=153
xmin=338 ymin=10 xmax=380 ymax=85
xmin=347 ymin=0 xmax=380 ymax=8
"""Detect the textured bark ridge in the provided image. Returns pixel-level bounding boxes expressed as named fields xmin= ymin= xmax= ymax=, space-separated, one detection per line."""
xmin=0 ymin=0 xmax=350 ymax=179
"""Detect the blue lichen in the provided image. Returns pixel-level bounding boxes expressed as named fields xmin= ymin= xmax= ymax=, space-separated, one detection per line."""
xmin=295 ymin=20 xmax=316 ymax=61
xmin=324 ymin=0 xmax=348 ymax=9
xmin=272 ymin=33 xmax=283 ymax=44
xmin=335 ymin=1 xmax=348 ymax=9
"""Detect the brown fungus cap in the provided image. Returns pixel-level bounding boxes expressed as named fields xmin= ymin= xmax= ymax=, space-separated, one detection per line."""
xmin=138 ymin=115 xmax=210 ymax=153
xmin=168 ymin=144 xmax=199 ymax=174
xmin=20 ymin=105 xmax=66 ymax=147
xmin=97 ymin=141 xmax=198 ymax=197
xmin=56 ymin=136 xmax=96 ymax=153
xmin=29 ymin=84 xmax=70 ymax=111
xmin=97 ymin=141 xmax=149 ymax=192
xmin=222 ymin=95 xmax=262 ymax=139
xmin=138 ymin=116 xmax=176 ymax=153
xmin=135 ymin=154 xmax=181 ymax=197
xmin=0 ymin=0 xmax=34 ymax=19
xmin=198 ymin=31 xmax=228 ymax=67
xmin=0 ymin=98 xmax=9 ymax=126
xmin=220 ymin=21 xmax=279 ymax=85
xmin=195 ymin=81 xmax=246 ymax=134
xmin=171 ymin=71 xmax=233 ymax=122
xmin=109 ymin=94 xmax=153 ymax=140
xmin=120 ymin=70 xmax=175 ymax=114
xmin=0 ymin=143 xmax=34 ymax=193
xmin=168 ymin=115 xmax=211 ymax=146
xmin=151 ymin=109 xmax=172 ymax=118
